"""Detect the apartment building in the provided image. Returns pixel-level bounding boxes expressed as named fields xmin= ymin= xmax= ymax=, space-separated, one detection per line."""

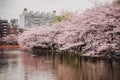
xmin=0 ymin=19 xmax=9 ymax=38
xmin=19 ymin=8 xmax=56 ymax=28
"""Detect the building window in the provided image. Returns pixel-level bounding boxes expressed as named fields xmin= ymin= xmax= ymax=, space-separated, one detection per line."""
xmin=3 ymin=32 xmax=7 ymax=33
xmin=3 ymin=29 xmax=7 ymax=30
xmin=3 ymin=34 xmax=7 ymax=37
xmin=3 ymin=26 xmax=7 ymax=28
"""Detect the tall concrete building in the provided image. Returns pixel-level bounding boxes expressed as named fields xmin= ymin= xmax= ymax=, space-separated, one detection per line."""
xmin=19 ymin=8 xmax=56 ymax=28
xmin=0 ymin=19 xmax=10 ymax=38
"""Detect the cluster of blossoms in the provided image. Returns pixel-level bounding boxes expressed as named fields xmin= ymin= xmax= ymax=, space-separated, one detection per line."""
xmin=18 ymin=4 xmax=120 ymax=55
xmin=3 ymin=34 xmax=18 ymax=44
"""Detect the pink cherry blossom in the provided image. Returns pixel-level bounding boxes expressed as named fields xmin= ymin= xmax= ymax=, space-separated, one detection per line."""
xmin=18 ymin=3 xmax=120 ymax=56
xmin=4 ymin=34 xmax=17 ymax=44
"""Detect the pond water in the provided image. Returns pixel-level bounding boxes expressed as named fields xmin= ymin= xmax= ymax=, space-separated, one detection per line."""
xmin=0 ymin=49 xmax=120 ymax=80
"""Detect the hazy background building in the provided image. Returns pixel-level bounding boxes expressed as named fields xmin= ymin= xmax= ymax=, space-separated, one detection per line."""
xmin=19 ymin=8 xmax=56 ymax=28
xmin=0 ymin=19 xmax=10 ymax=38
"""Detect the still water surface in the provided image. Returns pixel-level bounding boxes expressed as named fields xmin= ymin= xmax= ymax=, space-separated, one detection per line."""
xmin=0 ymin=49 xmax=120 ymax=80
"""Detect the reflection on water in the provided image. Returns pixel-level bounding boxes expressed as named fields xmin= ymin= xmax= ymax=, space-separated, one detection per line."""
xmin=0 ymin=49 xmax=120 ymax=80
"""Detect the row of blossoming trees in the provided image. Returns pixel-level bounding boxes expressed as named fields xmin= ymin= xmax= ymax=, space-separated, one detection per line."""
xmin=17 ymin=2 xmax=120 ymax=56
xmin=4 ymin=1 xmax=120 ymax=56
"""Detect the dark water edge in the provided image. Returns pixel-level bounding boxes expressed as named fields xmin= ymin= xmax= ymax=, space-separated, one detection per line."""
xmin=0 ymin=49 xmax=120 ymax=80
xmin=32 ymin=49 xmax=120 ymax=61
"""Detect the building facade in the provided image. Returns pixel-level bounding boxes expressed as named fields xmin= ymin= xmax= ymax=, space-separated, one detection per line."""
xmin=0 ymin=19 xmax=9 ymax=38
xmin=19 ymin=8 xmax=56 ymax=28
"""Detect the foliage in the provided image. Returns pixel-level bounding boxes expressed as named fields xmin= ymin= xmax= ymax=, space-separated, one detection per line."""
xmin=52 ymin=11 xmax=71 ymax=24
xmin=18 ymin=4 xmax=120 ymax=55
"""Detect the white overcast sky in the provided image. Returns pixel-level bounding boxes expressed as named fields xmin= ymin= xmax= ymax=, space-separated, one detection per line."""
xmin=0 ymin=0 xmax=112 ymax=20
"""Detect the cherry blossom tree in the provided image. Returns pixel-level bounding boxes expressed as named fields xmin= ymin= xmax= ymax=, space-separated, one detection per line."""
xmin=18 ymin=3 xmax=120 ymax=56
xmin=4 ymin=34 xmax=18 ymax=44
